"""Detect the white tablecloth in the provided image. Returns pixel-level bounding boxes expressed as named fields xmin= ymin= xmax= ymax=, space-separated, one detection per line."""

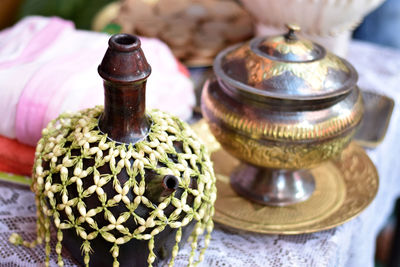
xmin=1 ymin=40 xmax=400 ymax=267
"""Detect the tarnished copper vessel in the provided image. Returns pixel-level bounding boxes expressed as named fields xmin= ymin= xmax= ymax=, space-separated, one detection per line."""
xmin=201 ymin=24 xmax=364 ymax=206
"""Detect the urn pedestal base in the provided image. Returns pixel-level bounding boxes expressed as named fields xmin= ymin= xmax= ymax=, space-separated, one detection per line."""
xmin=231 ymin=165 xmax=315 ymax=206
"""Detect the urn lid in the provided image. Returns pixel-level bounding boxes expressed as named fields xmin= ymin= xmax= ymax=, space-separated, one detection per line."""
xmin=213 ymin=24 xmax=358 ymax=100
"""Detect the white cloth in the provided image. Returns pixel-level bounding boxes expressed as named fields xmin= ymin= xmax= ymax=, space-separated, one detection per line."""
xmin=0 ymin=40 xmax=400 ymax=267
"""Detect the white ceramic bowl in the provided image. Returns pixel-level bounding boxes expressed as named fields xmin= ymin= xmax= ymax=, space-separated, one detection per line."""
xmin=240 ymin=0 xmax=385 ymax=56
xmin=240 ymin=0 xmax=385 ymax=36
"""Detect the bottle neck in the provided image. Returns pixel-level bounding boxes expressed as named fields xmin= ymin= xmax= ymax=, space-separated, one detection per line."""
xmin=98 ymin=80 xmax=150 ymax=144
xmin=97 ymin=34 xmax=152 ymax=144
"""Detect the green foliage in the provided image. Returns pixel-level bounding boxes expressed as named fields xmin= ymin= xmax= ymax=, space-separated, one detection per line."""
xmin=102 ymin=23 xmax=121 ymax=35
xmin=18 ymin=0 xmax=115 ymax=29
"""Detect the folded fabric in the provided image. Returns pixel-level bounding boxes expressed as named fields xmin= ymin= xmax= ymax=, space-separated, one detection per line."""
xmin=0 ymin=135 xmax=35 ymax=176
xmin=0 ymin=16 xmax=195 ymax=147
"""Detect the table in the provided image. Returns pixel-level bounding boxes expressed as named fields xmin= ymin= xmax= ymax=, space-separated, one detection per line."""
xmin=1 ymin=40 xmax=400 ymax=267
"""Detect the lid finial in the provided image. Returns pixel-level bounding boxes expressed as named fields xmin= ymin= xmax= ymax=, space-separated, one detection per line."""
xmin=285 ymin=23 xmax=300 ymax=41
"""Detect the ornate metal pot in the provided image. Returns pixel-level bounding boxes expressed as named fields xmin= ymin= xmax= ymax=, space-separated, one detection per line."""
xmin=201 ymin=25 xmax=363 ymax=206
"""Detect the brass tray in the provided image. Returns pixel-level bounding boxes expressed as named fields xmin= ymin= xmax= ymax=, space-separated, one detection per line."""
xmin=192 ymin=121 xmax=379 ymax=235
xmin=354 ymin=90 xmax=394 ymax=148
xmin=94 ymin=1 xmax=254 ymax=68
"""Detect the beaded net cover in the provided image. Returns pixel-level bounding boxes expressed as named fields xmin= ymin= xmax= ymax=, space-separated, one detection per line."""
xmin=10 ymin=106 xmax=216 ymax=267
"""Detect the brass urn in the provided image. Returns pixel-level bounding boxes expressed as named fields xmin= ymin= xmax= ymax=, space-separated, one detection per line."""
xmin=201 ymin=25 xmax=363 ymax=206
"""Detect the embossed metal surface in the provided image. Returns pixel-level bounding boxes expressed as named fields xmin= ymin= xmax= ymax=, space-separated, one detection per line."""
xmin=202 ymin=79 xmax=362 ymax=169
xmin=211 ymin=143 xmax=378 ymax=234
xmin=203 ymin=80 xmax=363 ymax=142
xmin=213 ymin=25 xmax=357 ymax=100
xmin=201 ymin=26 xmax=364 ymax=206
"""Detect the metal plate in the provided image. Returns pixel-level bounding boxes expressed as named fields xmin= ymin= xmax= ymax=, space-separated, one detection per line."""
xmin=191 ymin=121 xmax=378 ymax=235
xmin=211 ymin=142 xmax=378 ymax=234
xmin=355 ymin=90 xmax=394 ymax=148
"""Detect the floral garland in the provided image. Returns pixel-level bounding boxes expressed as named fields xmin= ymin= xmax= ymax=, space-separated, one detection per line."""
xmin=10 ymin=106 xmax=216 ymax=267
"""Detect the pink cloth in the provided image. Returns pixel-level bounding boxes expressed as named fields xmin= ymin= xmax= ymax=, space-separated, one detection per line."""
xmin=0 ymin=16 xmax=195 ymax=146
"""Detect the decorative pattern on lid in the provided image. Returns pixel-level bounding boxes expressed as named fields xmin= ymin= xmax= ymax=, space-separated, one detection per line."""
xmin=214 ymin=24 xmax=358 ymax=100
xmin=253 ymin=24 xmax=325 ymax=62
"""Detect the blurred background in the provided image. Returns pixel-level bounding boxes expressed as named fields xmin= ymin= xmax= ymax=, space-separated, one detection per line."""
xmin=0 ymin=0 xmax=399 ymax=266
